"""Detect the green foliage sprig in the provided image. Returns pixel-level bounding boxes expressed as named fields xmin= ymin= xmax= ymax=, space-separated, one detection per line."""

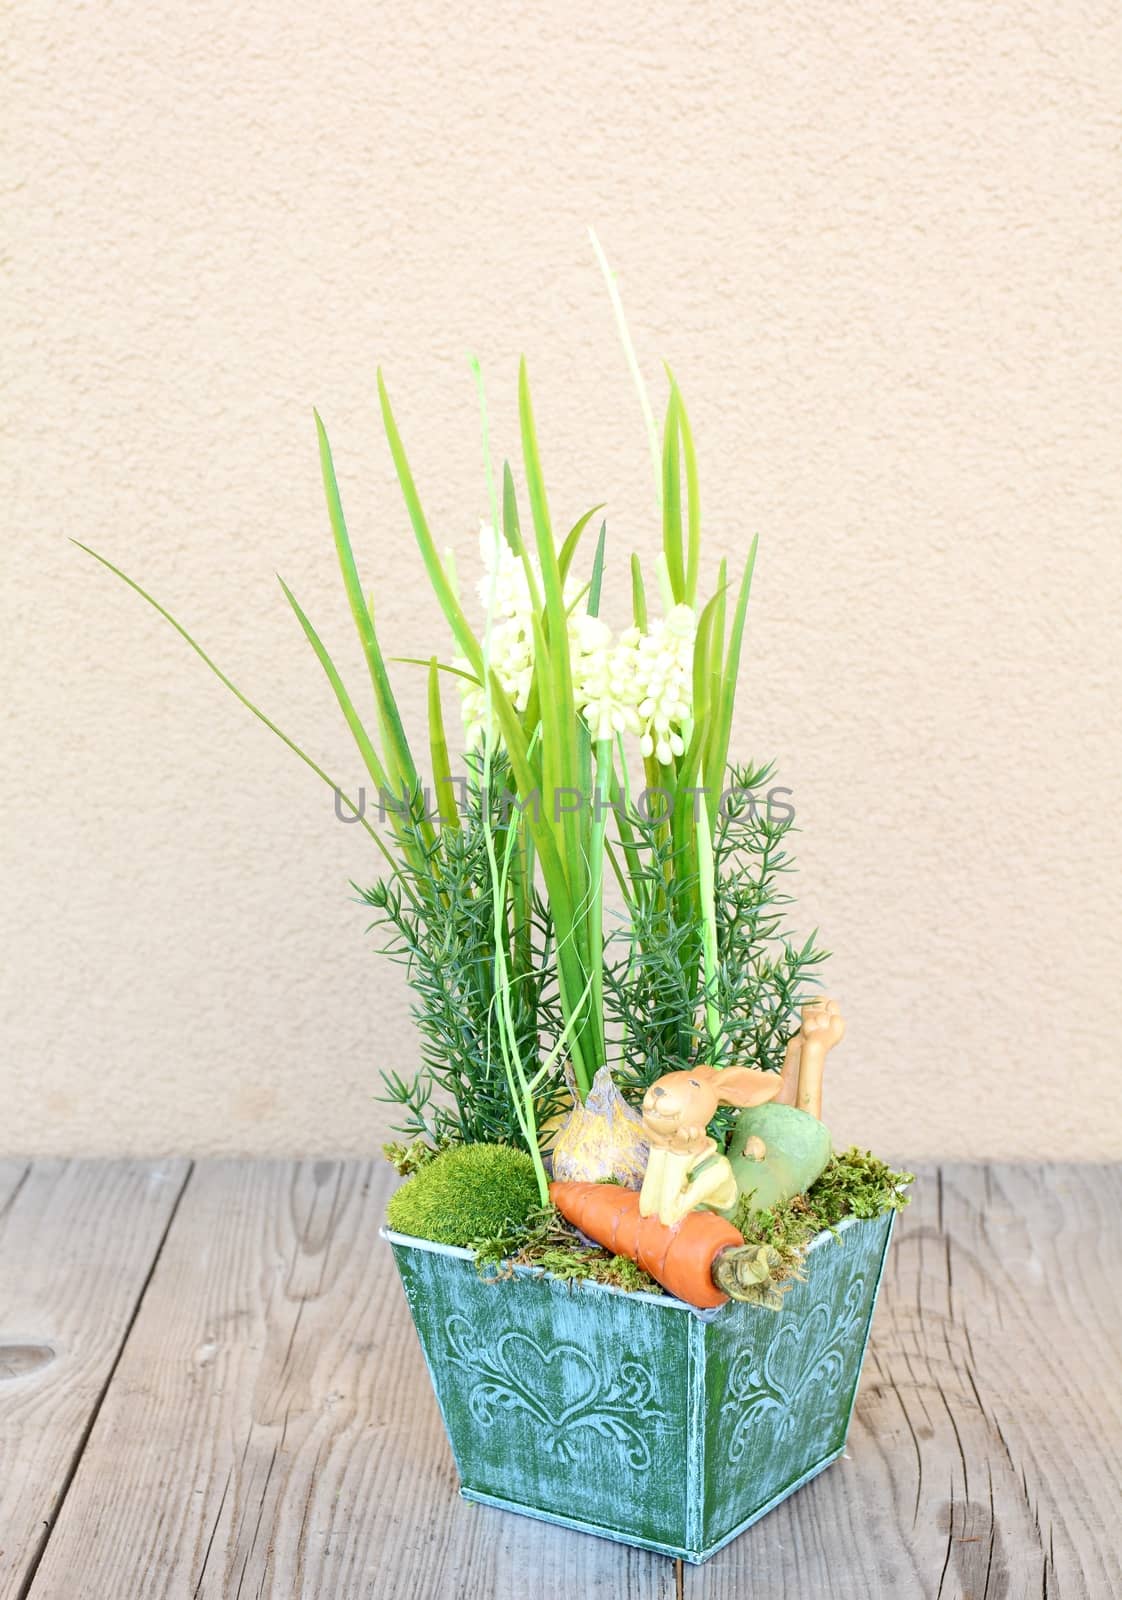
xmin=362 ymin=759 xmax=566 ymax=1151
xmin=604 ymin=761 xmax=828 ymax=1098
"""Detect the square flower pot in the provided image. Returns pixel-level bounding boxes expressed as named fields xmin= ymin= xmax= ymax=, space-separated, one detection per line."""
xmin=384 ymin=1207 xmax=895 ymax=1564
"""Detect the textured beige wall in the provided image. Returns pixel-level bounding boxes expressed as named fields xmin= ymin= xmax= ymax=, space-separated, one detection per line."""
xmin=3 ymin=1 xmax=1120 ymax=1160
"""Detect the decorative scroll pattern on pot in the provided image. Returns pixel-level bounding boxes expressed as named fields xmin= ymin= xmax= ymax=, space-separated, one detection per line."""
xmin=445 ymin=1313 xmax=665 ymax=1468
xmin=720 ymin=1277 xmax=867 ymax=1462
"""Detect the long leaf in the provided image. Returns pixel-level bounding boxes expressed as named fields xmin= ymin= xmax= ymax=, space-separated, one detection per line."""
xmin=72 ymin=541 xmax=403 ymax=877
xmin=520 ymin=361 xmax=583 ymax=891
xmin=487 ymin=674 xmax=562 ymax=886
xmin=695 ymin=790 xmax=722 ymax=1054
xmin=377 ymin=370 xmax=484 ymax=676
xmin=584 ymin=735 xmax=613 ymax=1065
xmin=529 ymin=608 xmax=557 ymax=827
xmin=558 ymin=504 xmax=605 ymax=585
xmin=502 ymin=458 xmax=543 ymax=615
xmin=501 ymin=460 xmax=523 ymax=555
xmin=277 ymin=576 xmax=393 ymax=798
xmin=315 ymin=412 xmax=422 ymax=821
xmin=588 ymin=226 xmax=661 ymax=509
xmin=479 ymin=690 xmax=548 ymax=1195
xmin=469 ymin=354 xmax=500 ymax=535
xmin=668 ymin=570 xmax=734 ymax=970
xmin=530 ymin=611 xmax=576 ymax=901
xmin=672 ymin=585 xmax=724 ymax=877
xmin=705 ymin=535 xmax=758 ymax=800
xmin=391 ymin=656 xmax=480 ymax=685
xmin=631 ymin=553 xmax=648 ymax=631
xmin=279 ymin=577 xmax=434 ymax=885
xmin=671 ymin=375 xmax=701 ymax=605
xmin=706 ymin=557 xmax=728 ymax=777
xmin=488 ymin=675 xmax=592 ymax=1091
xmin=588 ymin=520 xmax=608 ymax=617
xmin=427 ymin=656 xmax=459 ymax=829
xmin=661 ymin=390 xmax=685 ymax=603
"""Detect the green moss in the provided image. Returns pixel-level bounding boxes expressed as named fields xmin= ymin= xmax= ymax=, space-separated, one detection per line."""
xmin=733 ymin=1147 xmax=913 ymax=1243
xmin=382 ymin=1138 xmax=440 ymax=1177
xmin=386 ymin=1143 xmax=540 ymax=1247
xmin=717 ymin=1148 xmax=914 ymax=1305
xmin=471 ymin=1209 xmax=661 ymax=1295
xmin=602 ymin=1254 xmax=654 ymax=1292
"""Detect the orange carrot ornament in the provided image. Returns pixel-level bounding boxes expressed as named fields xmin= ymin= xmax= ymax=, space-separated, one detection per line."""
xmin=549 ymin=1180 xmax=742 ymax=1309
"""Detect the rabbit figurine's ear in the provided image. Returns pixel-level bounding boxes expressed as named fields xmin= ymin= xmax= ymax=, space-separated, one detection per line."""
xmin=711 ymin=1066 xmax=784 ymax=1109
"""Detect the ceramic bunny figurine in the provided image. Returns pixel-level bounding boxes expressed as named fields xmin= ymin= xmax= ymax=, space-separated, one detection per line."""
xmin=639 ymin=998 xmax=846 ymax=1227
xmin=639 ymin=1064 xmax=780 ymax=1226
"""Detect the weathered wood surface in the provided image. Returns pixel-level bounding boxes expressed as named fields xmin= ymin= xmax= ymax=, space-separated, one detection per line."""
xmin=0 ymin=1162 xmax=30 ymax=1214
xmin=25 ymin=1160 xmax=675 ymax=1600
xmin=694 ymin=1161 xmax=1122 ymax=1599
xmin=0 ymin=1159 xmax=190 ymax=1600
xmin=3 ymin=1159 xmax=1118 ymax=1597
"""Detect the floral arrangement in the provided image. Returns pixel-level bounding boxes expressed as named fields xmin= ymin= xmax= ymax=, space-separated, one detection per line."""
xmin=81 ymin=247 xmax=909 ymax=1315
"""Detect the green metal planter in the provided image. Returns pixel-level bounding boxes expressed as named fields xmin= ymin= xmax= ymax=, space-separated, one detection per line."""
xmin=385 ymin=1209 xmax=895 ymax=1564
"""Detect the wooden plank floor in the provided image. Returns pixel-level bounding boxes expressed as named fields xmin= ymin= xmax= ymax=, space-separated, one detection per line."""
xmin=0 ymin=1161 xmax=1117 ymax=1598
xmin=0 ymin=1159 xmax=190 ymax=1600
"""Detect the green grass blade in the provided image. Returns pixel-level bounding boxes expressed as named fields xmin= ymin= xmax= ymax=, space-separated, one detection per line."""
xmin=707 ymin=558 xmax=728 ymax=759
xmin=427 ymin=656 xmax=459 ymax=829
xmin=588 ymin=226 xmax=661 ymax=509
xmin=72 ymin=541 xmax=399 ymax=869
xmin=519 ymin=360 xmax=582 ymax=872
xmin=501 ymin=459 xmax=523 ymax=555
xmin=469 ymin=354 xmax=500 ymax=536
xmin=661 ymin=390 xmax=685 ymax=603
xmin=565 ymin=580 xmax=593 ymax=617
xmin=588 ymin=520 xmax=608 ymax=617
xmin=558 ymin=504 xmax=605 ymax=585
xmin=670 ymin=374 xmax=701 ymax=605
xmin=705 ymin=535 xmax=758 ymax=800
xmin=277 ymin=575 xmax=393 ymax=794
xmin=602 ymin=835 xmax=637 ymax=911
xmin=695 ymin=790 xmax=723 ymax=1055
xmin=488 ymin=675 xmax=592 ymax=1090
xmin=487 ymin=675 xmax=560 ymax=880
xmin=672 ymin=586 xmax=724 ymax=909
xmin=377 ymin=371 xmax=484 ymax=675
xmin=391 ymin=656 xmax=480 ymax=686
xmin=519 ymin=358 xmax=555 ymax=559
xmin=528 ymin=965 xmax=598 ymax=1089
xmin=609 ymin=755 xmax=647 ymax=914
xmin=477 ymin=683 xmax=548 ymax=1193
xmin=279 ymin=576 xmax=433 ymax=885
xmin=690 ymin=587 xmax=718 ymax=733
xmin=630 ymin=553 xmax=648 ymax=630
xmin=502 ymin=458 xmax=543 ymax=614
xmin=584 ymin=735 xmax=613 ymax=1058
xmin=529 ymin=610 xmax=578 ymax=901
xmin=315 ymin=411 xmax=422 ymax=816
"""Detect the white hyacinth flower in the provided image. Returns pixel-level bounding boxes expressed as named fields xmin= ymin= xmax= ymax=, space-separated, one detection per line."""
xmin=633 ymin=603 xmax=695 ymax=764
xmin=571 ymin=614 xmax=642 ymax=744
xmin=456 ymin=520 xmax=581 ymax=748
xmin=455 ymin=522 xmax=537 ymax=747
xmin=455 ymin=521 xmax=694 ymax=764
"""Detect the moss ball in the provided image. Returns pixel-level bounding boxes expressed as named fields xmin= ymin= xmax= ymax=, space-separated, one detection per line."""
xmin=386 ymin=1142 xmax=540 ymax=1247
